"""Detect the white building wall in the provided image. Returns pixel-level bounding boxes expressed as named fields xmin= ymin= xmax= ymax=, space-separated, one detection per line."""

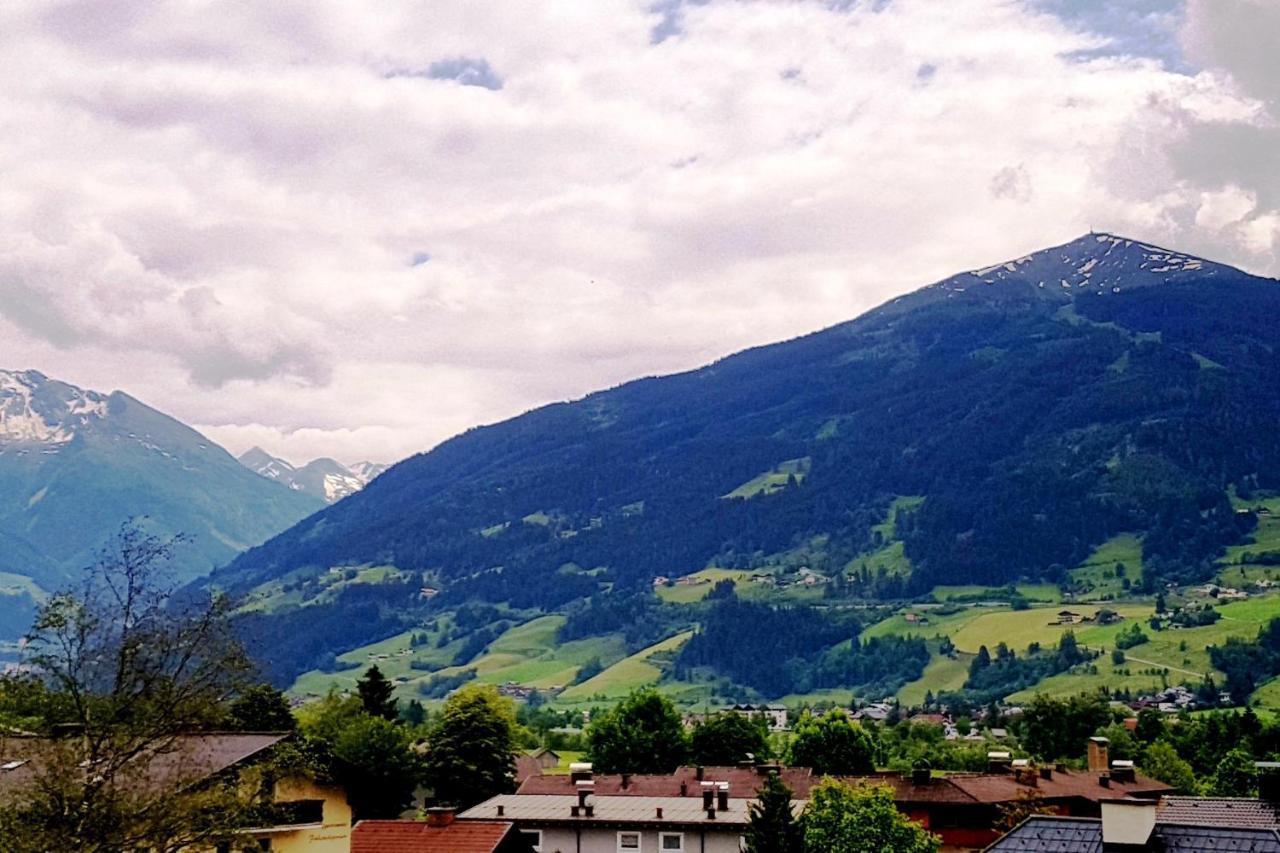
xmin=528 ymin=826 xmax=743 ymax=853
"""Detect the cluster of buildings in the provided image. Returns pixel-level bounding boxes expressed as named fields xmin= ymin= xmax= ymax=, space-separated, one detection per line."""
xmin=8 ymin=730 xmax=1280 ymax=852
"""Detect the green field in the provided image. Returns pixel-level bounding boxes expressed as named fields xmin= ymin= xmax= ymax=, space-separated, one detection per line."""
xmin=655 ymin=568 xmax=751 ymax=604
xmin=0 ymin=572 xmax=46 ymax=602
xmin=1222 ymin=496 xmax=1280 ymax=569
xmin=846 ymin=495 xmax=924 ymax=576
xmin=559 ymin=631 xmax=694 ymax=702
xmin=863 ymin=605 xmax=995 ymax=642
xmin=723 ymin=458 xmax=811 ymax=499
xmin=1070 ymin=534 xmax=1143 ymax=600
xmin=897 ymin=652 xmax=974 ymax=705
xmin=932 ymin=583 xmax=1061 ymax=603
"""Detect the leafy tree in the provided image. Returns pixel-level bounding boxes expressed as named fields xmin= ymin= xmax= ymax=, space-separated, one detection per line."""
xmin=801 ymin=780 xmax=939 ymax=853
xmin=1141 ymin=741 xmax=1198 ymax=794
xmin=1133 ymin=709 xmax=1165 ymax=744
xmin=329 ymin=714 xmax=422 ymax=819
xmin=357 ymin=665 xmax=398 ymax=720
xmin=1210 ymin=748 xmax=1258 ymax=797
xmin=691 ymin=712 xmax=769 ymax=766
xmin=0 ymin=523 xmax=255 ymax=851
xmin=421 ymin=684 xmax=518 ymax=810
xmin=586 ymin=689 xmax=688 ymax=774
xmin=787 ymin=710 xmax=877 ymax=775
xmin=1019 ymin=693 xmax=1110 ymax=761
xmin=744 ymin=773 xmax=802 ymax=853
xmin=229 ymin=684 xmax=296 ymax=732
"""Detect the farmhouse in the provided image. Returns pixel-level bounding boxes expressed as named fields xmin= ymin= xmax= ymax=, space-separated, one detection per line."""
xmin=729 ymin=703 xmax=788 ymax=731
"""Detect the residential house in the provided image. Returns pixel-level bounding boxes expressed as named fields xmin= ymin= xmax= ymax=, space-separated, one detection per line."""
xmin=729 ymin=703 xmax=788 ymax=731
xmin=0 ymin=732 xmax=352 ymax=853
xmin=497 ymin=747 xmax=1171 ymax=853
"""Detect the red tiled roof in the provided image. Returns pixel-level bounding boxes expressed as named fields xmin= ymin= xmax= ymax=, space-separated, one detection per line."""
xmin=1157 ymin=796 xmax=1280 ymax=828
xmin=353 ymin=819 xmax=518 ymax=853
xmin=515 ymin=765 xmax=1170 ymax=807
xmin=517 ymin=766 xmax=815 ymax=798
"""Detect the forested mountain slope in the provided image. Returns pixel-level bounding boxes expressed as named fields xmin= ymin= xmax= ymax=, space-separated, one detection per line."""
xmin=217 ymin=234 xmax=1280 ymax=683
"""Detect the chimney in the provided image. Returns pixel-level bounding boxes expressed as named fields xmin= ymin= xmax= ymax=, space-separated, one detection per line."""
xmin=706 ymin=808 xmax=716 ymax=820
xmin=497 ymin=804 xmax=505 ymax=817
xmin=701 ymin=781 xmax=716 ymax=811
xmin=570 ymin=762 xmax=594 ymax=783
xmin=680 ymin=781 xmax=688 ymax=797
xmin=621 ymin=773 xmax=632 ymax=790
xmin=1039 ymin=767 xmax=1053 ymax=781
xmin=987 ymin=751 xmax=1012 ymax=773
xmin=584 ymin=804 xmax=594 ymax=818
xmin=425 ymin=807 xmax=455 ymax=828
xmin=1087 ymin=737 xmax=1110 ymax=773
xmin=656 ymin=807 xmax=664 ymax=819
xmin=717 ymin=782 xmax=730 ymax=811
xmin=576 ymin=780 xmax=594 ymax=808
xmin=911 ymin=768 xmax=931 ymax=786
xmin=756 ymin=763 xmax=782 ymax=776
xmin=696 ymin=765 xmax=705 ymax=780
xmin=571 ymin=805 xmax=580 ymax=817
xmin=1111 ymin=760 xmax=1136 ymax=784
xmin=1098 ymin=772 xmax=1110 ymax=788
xmin=1101 ymin=799 xmax=1157 ymax=847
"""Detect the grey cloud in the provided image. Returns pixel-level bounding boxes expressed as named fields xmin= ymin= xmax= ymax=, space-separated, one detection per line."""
xmin=0 ymin=280 xmax=83 ymax=349
xmin=1182 ymin=0 xmax=1280 ymax=103
xmin=990 ymin=165 xmax=1033 ymax=203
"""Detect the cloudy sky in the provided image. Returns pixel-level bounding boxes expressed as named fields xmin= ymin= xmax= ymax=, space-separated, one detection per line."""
xmin=0 ymin=0 xmax=1276 ymax=466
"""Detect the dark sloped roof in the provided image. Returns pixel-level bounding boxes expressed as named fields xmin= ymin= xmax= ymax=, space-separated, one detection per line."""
xmin=985 ymin=816 xmax=1280 ymax=852
xmin=1157 ymin=824 xmax=1280 ymax=851
xmin=985 ymin=816 xmax=1102 ymax=852
xmin=1157 ymin=797 xmax=1280 ymax=829
xmin=0 ymin=732 xmax=288 ymax=798
xmin=353 ymin=819 xmax=523 ymax=853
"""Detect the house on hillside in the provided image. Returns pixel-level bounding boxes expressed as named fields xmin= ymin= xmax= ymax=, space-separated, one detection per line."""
xmin=729 ymin=703 xmax=788 ymax=731
xmin=1055 ymin=610 xmax=1081 ymax=625
xmin=0 ymin=732 xmax=352 ymax=852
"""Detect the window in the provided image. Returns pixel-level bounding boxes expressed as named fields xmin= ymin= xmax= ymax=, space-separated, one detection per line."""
xmin=618 ymin=831 xmax=641 ymax=851
xmin=257 ymin=841 xmax=272 ymax=852
xmin=521 ymin=829 xmax=543 ymax=851
xmin=661 ymin=832 xmax=685 ymax=851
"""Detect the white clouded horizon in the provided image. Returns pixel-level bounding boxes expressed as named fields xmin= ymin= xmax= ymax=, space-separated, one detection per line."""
xmin=0 ymin=0 xmax=1276 ymax=466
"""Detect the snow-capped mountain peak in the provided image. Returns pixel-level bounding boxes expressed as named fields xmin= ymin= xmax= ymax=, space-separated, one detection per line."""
xmin=237 ymin=448 xmax=388 ymax=503
xmin=0 ymin=369 xmax=109 ymax=446
xmin=936 ymin=232 xmax=1228 ymax=297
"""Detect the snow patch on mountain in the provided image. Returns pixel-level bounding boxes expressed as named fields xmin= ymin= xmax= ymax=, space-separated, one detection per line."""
xmin=238 ymin=447 xmax=387 ymax=503
xmin=0 ymin=370 xmax=108 ymax=446
xmin=938 ymin=232 xmax=1227 ymax=298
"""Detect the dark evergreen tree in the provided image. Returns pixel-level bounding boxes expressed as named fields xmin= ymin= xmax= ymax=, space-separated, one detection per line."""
xmin=357 ymin=665 xmax=398 ymax=720
xmin=745 ymin=773 xmax=803 ymax=853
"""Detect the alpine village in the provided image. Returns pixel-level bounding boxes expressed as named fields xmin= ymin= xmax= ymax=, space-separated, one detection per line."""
xmin=4 ymin=3 xmax=1280 ymax=852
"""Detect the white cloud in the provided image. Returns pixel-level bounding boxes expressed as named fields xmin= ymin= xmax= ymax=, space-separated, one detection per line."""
xmin=0 ymin=0 xmax=1273 ymax=465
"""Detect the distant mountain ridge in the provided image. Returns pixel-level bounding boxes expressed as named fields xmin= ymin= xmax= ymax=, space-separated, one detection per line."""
xmin=238 ymin=448 xmax=387 ymax=503
xmin=216 ymin=234 xmax=1280 ymax=688
xmin=0 ymin=370 xmax=324 ymax=639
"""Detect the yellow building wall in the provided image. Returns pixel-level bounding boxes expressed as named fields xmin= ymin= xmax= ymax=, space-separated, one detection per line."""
xmin=264 ymin=776 xmax=351 ymax=853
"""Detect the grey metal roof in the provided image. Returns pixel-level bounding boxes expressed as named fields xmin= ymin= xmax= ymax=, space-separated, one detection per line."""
xmin=985 ymin=816 xmax=1280 ymax=852
xmin=460 ymin=794 xmax=768 ymax=828
xmin=984 ymin=816 xmax=1101 ymax=852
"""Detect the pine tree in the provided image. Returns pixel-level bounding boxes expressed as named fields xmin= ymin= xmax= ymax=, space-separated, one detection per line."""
xmin=745 ymin=773 xmax=802 ymax=853
xmin=357 ymin=665 xmax=398 ymax=720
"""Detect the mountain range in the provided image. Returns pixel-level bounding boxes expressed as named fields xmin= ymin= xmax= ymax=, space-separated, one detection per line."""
xmin=216 ymin=233 xmax=1280 ymax=688
xmin=238 ymin=447 xmax=388 ymax=503
xmin=0 ymin=370 xmax=323 ymax=639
